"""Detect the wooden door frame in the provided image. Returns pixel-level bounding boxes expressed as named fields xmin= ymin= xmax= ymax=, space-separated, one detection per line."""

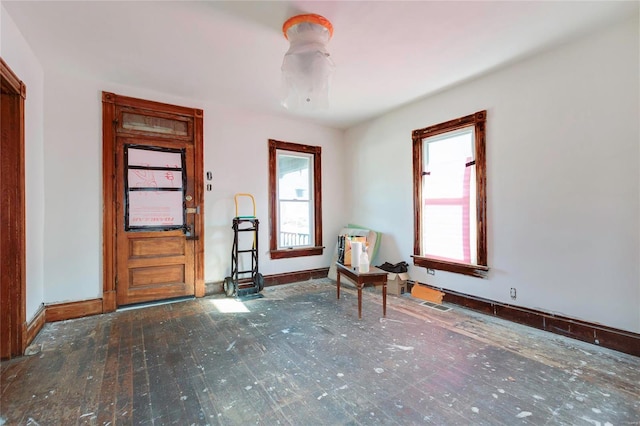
xmin=101 ymin=92 xmax=204 ymax=312
xmin=0 ymin=58 xmax=27 ymax=359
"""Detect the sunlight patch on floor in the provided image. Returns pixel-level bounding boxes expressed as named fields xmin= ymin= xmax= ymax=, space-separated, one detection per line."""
xmin=209 ymin=298 xmax=250 ymax=313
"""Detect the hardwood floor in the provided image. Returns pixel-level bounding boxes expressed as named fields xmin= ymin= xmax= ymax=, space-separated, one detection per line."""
xmin=1 ymin=279 xmax=639 ymax=425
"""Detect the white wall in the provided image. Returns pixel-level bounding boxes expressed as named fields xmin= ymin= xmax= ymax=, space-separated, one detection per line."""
xmin=202 ymin=105 xmax=345 ymax=281
xmin=40 ymin=69 xmax=345 ymax=303
xmin=344 ymin=16 xmax=640 ymax=333
xmin=1 ymin=5 xmax=46 ymax=322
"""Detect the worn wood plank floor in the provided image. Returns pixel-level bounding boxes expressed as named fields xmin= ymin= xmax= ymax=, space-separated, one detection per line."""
xmin=1 ymin=279 xmax=639 ymax=425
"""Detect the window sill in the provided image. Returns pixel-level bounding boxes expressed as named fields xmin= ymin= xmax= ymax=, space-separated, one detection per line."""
xmin=270 ymin=246 xmax=324 ymax=259
xmin=413 ymin=256 xmax=489 ymax=278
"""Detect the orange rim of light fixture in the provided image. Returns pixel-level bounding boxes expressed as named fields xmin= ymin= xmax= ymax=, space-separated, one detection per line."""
xmin=282 ymin=14 xmax=333 ymax=40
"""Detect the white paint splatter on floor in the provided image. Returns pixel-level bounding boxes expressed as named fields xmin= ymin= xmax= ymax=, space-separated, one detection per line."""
xmin=516 ymin=411 xmax=532 ymax=418
xmin=388 ymin=344 xmax=414 ymax=351
xmin=471 ymin=407 xmax=479 ymax=413
xmin=374 ymin=368 xmax=384 ymax=374
xmin=580 ymin=415 xmax=609 ymax=425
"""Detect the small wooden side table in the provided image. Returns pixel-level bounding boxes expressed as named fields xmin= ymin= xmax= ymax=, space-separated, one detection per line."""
xmin=335 ymin=262 xmax=387 ymax=319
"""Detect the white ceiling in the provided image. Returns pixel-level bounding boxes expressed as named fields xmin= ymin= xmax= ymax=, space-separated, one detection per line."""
xmin=2 ymin=1 xmax=638 ymax=129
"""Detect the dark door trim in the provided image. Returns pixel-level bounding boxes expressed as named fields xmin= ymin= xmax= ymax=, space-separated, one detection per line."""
xmin=0 ymin=57 xmax=27 ymax=359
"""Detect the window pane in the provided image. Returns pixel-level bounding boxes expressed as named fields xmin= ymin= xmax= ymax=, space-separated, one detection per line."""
xmin=278 ymin=154 xmax=311 ymax=200
xmin=421 ymin=127 xmax=476 ymax=264
xmin=122 ymin=112 xmax=188 ymax=136
xmin=277 ymin=150 xmax=313 ymax=248
xmin=279 ymin=200 xmax=311 ymax=247
xmin=268 ymin=139 xmax=323 ymax=258
xmin=423 ymin=205 xmax=465 ymax=260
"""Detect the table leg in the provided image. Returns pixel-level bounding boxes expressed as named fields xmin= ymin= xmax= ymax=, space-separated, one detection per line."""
xmin=357 ymin=282 xmax=363 ymax=319
xmin=382 ymin=281 xmax=387 ymax=317
xmin=336 ymin=270 xmax=341 ymax=299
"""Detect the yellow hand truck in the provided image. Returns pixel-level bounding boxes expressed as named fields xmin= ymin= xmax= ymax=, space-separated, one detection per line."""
xmin=223 ymin=193 xmax=264 ymax=298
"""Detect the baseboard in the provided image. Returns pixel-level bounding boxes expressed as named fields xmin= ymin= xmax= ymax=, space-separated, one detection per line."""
xmin=206 ymin=267 xmax=330 ymax=295
xmin=263 ymin=267 xmax=329 ymax=287
xmin=45 ymin=298 xmax=104 ymax=323
xmin=40 ymin=267 xmax=331 ymax=324
xmin=412 ymin=282 xmax=640 ymax=358
xmin=24 ymin=304 xmax=46 ymax=348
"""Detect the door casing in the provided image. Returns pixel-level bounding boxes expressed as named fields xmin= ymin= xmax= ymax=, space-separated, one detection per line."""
xmin=0 ymin=58 xmax=27 ymax=359
xmin=102 ymin=92 xmax=204 ymax=311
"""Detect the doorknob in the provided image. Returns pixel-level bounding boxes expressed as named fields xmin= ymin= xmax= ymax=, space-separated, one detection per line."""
xmin=185 ymin=195 xmax=193 ymax=201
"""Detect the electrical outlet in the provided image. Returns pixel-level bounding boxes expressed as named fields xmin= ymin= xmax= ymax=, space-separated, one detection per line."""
xmin=510 ymin=288 xmax=517 ymax=300
xmin=427 ymin=269 xmax=435 ymax=275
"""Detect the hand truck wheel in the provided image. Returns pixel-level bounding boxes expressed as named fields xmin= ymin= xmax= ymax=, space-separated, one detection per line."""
xmin=223 ymin=276 xmax=236 ymax=297
xmin=254 ymin=273 xmax=264 ymax=291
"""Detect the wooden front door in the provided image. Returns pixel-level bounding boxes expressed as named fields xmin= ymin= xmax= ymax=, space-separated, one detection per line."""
xmin=103 ymin=93 xmax=204 ymax=308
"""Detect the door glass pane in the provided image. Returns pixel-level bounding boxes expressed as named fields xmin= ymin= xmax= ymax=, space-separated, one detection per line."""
xmin=128 ymin=147 xmax=182 ymax=168
xmin=125 ymin=146 xmax=185 ymax=231
xmin=127 ymin=169 xmax=183 ymax=189
xmin=129 ymin=191 xmax=184 ymax=227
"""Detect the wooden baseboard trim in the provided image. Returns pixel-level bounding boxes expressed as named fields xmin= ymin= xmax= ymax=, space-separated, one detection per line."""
xmin=45 ymin=298 xmax=104 ymax=323
xmin=102 ymin=290 xmax=116 ymax=313
xmin=205 ymin=267 xmax=331 ymax=295
xmin=24 ymin=304 xmax=46 ymax=348
xmin=412 ymin=282 xmax=640 ymax=358
xmin=263 ymin=267 xmax=329 ymax=287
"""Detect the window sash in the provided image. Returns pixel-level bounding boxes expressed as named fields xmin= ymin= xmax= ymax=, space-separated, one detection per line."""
xmin=276 ymin=150 xmax=314 ymax=249
xmin=421 ymin=127 xmax=476 ymax=264
xmin=412 ymin=110 xmax=488 ymax=278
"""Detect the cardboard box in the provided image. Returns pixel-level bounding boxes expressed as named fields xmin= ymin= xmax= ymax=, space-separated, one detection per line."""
xmin=387 ymin=272 xmax=410 ymax=295
xmin=411 ymin=284 xmax=444 ymax=304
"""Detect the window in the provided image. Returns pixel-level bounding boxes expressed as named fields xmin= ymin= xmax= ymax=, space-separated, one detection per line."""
xmin=412 ymin=111 xmax=488 ymax=278
xmin=268 ymin=139 xmax=323 ymax=259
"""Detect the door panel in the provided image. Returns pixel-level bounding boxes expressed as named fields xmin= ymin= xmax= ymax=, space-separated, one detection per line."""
xmin=116 ymin=138 xmax=196 ymax=306
xmin=129 ymin=236 xmax=185 ymax=257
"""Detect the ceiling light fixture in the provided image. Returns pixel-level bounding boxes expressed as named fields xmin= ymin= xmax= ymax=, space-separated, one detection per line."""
xmin=281 ymin=14 xmax=334 ymax=110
